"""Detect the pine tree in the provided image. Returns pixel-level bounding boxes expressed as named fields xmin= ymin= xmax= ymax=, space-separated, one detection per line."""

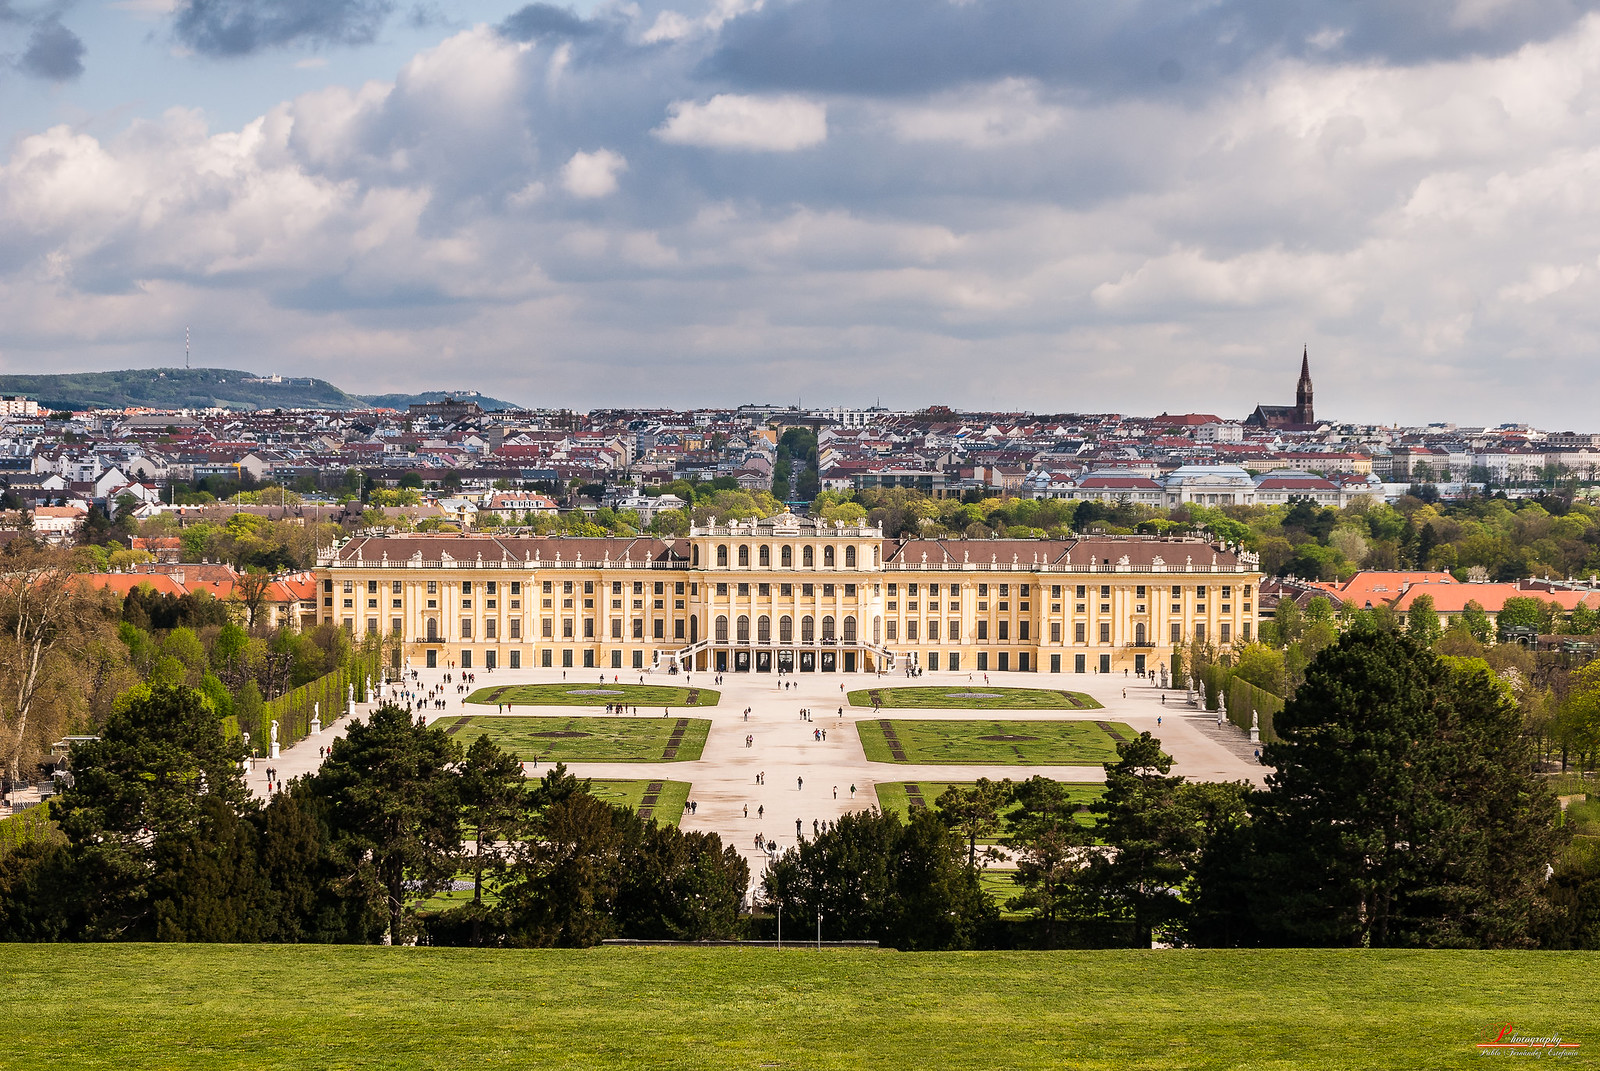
xmin=1250 ymin=628 xmax=1564 ymax=947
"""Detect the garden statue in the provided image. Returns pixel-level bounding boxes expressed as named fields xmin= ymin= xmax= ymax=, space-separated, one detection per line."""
xmin=310 ymin=702 xmax=322 ymax=737
xmin=269 ymin=719 xmax=280 ymax=759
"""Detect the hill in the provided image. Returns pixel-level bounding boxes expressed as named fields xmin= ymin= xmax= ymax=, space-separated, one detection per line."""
xmin=0 ymin=369 xmax=521 ymax=412
xmin=6 ymin=945 xmax=1595 ymax=1068
xmin=359 ymin=389 xmax=523 ymax=411
xmin=0 ymin=368 xmax=364 ymax=412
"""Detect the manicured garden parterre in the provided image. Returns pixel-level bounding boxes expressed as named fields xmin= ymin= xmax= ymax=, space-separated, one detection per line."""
xmin=848 ymin=685 xmax=1102 ymax=710
xmin=874 ymin=780 xmax=1104 ymax=830
xmin=858 ymin=718 xmax=1133 ymax=765
xmin=465 ymin=683 xmax=720 ymax=708
xmin=7 ymin=945 xmax=1598 ymax=1070
xmin=431 ymin=716 xmax=711 ymax=762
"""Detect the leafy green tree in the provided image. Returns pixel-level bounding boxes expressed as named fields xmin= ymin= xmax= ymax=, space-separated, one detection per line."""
xmin=307 ymin=704 xmax=463 ymax=942
xmin=615 ymin=824 xmax=750 ymax=941
xmin=1461 ymin=600 xmax=1493 ymax=643
xmin=1498 ymin=596 xmax=1553 ymax=634
xmin=761 ymin=808 xmax=993 ymax=950
xmin=1404 ymin=592 xmax=1442 ymax=647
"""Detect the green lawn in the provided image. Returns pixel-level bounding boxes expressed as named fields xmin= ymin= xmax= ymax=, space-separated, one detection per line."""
xmin=979 ymin=869 xmax=1026 ymax=918
xmin=584 ymin=778 xmax=692 ymax=825
xmin=848 ymin=686 xmax=1102 ymax=710
xmin=874 ymin=780 xmax=1104 ymax=832
xmin=465 ymin=683 xmax=719 ymax=708
xmin=7 ymin=945 xmax=1599 ymax=1069
xmin=432 ymin=716 xmax=711 ymax=762
xmin=859 ymin=719 xmax=1132 ymax=765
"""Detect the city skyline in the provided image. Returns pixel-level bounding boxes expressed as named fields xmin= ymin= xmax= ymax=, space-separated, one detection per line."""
xmin=3 ymin=2 xmax=1600 ymax=425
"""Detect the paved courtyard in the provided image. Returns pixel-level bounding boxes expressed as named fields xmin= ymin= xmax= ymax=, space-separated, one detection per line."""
xmin=254 ymin=665 xmax=1269 ymax=882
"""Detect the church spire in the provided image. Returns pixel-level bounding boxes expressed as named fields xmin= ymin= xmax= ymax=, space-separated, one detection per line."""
xmin=1295 ymin=345 xmax=1314 ymax=426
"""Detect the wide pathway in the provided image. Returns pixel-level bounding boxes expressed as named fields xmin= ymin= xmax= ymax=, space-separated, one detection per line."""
xmin=257 ymin=666 xmax=1268 ymax=881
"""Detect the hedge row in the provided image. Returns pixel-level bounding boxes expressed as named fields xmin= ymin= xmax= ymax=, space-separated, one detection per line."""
xmin=1223 ymin=676 xmax=1283 ymax=745
xmin=252 ymin=643 xmax=386 ymax=754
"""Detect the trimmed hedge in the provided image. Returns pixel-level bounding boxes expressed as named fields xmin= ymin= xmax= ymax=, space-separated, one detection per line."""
xmin=1223 ymin=676 xmax=1283 ymax=745
xmin=256 ymin=643 xmax=385 ymax=754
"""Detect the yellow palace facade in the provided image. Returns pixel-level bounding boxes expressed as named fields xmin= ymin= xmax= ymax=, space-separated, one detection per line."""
xmin=317 ymin=514 xmax=1262 ymax=678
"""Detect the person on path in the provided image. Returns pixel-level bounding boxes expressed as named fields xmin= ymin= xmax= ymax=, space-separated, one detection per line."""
xmin=833 ymin=786 xmax=838 ymax=799
xmin=797 ymin=776 xmax=804 ymax=791
xmin=744 ymin=804 xmax=749 ymax=818
xmin=758 ymin=805 xmax=764 ymax=819
xmin=813 ymin=819 xmax=820 ymax=836
xmin=821 ymin=729 xmax=827 ymax=742
xmin=850 ymin=784 xmax=856 ymax=798
xmin=796 ymin=818 xmax=803 ymax=837
xmin=1157 ymin=716 xmax=1162 ymax=727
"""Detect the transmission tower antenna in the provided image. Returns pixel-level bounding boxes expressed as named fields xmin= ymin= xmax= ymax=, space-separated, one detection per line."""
xmin=185 ymin=326 xmax=190 ymax=370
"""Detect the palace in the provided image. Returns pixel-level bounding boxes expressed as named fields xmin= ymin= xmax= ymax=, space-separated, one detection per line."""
xmin=316 ymin=515 xmax=1261 ymax=678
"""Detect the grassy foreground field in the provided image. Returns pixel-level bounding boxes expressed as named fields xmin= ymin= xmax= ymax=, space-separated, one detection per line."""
xmin=465 ymin=683 xmax=719 ymax=707
xmin=859 ymin=718 xmax=1132 ymax=765
xmin=7 ymin=945 xmax=1597 ymax=1069
xmin=432 ymin=716 xmax=711 ymax=762
xmin=848 ymin=685 xmax=1102 ymax=709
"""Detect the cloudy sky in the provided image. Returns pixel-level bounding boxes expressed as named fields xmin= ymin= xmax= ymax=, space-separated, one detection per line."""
xmin=3 ymin=0 xmax=1600 ymax=425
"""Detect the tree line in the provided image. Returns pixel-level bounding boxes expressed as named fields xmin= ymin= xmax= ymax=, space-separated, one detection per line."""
xmin=0 ymin=691 xmax=748 ymax=946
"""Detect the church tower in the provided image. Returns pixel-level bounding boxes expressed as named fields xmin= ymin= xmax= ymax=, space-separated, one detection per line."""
xmin=1294 ymin=346 xmax=1314 ymax=426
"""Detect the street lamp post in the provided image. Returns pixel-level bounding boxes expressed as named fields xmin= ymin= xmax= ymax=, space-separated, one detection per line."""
xmin=777 ymin=903 xmax=783 ymax=950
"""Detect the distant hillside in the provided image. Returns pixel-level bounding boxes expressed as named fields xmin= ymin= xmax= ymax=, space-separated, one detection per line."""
xmin=359 ymin=389 xmax=523 ymax=411
xmin=0 ymin=369 xmax=523 ymax=412
xmin=0 ymin=368 xmax=366 ymax=412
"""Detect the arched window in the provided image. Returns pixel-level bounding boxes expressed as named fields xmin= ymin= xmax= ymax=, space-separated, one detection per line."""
xmin=779 ymin=615 xmax=793 ymax=643
xmin=873 ymin=546 xmax=881 ymax=566
xmin=823 ymin=546 xmax=835 ymax=567
xmin=822 ymin=615 xmax=836 ymax=641
xmin=843 ymin=615 xmax=857 ymax=643
xmin=1135 ymin=622 xmax=1146 ymax=645
xmin=737 ymin=615 xmax=751 ymax=642
xmin=717 ymin=545 xmax=728 ymax=567
xmin=758 ymin=615 xmax=771 ymax=643
xmin=715 ymin=615 xmax=729 ymax=642
xmin=781 ymin=546 xmax=792 ymax=567
xmin=873 ymin=616 xmax=881 ymax=644
xmin=759 ymin=545 xmax=770 ymax=567
xmin=692 ymin=545 xmax=700 ymax=566
xmin=738 ymin=545 xmax=750 ymax=567
xmin=845 ymin=546 xmax=857 ymax=568
xmin=801 ymin=615 xmax=815 ymax=643
xmin=690 ymin=616 xmax=699 ymax=642
xmin=803 ymin=545 xmax=814 ymax=567
xmin=426 ymin=618 xmax=438 ymax=642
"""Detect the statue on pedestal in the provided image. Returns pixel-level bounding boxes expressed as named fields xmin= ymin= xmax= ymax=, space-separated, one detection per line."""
xmin=310 ymin=701 xmax=322 ymax=737
xmin=1249 ymin=710 xmax=1261 ymax=743
xmin=269 ymin=719 xmax=280 ymax=759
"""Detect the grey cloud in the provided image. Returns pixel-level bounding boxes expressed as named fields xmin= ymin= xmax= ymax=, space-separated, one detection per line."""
xmin=498 ymin=3 xmax=601 ymax=41
xmin=18 ymin=16 xmax=83 ymax=79
xmin=704 ymin=0 xmax=1600 ymax=97
xmin=172 ymin=0 xmax=394 ymax=56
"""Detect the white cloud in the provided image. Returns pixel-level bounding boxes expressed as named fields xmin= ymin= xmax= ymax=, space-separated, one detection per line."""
xmin=561 ymin=149 xmax=627 ymax=198
xmin=655 ymin=94 xmax=827 ymax=151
